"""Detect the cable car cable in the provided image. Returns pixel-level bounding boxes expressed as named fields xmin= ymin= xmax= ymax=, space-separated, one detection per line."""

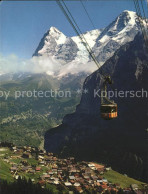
xmin=61 ymin=0 xmax=95 ymax=55
xmin=57 ymin=0 xmax=118 ymax=115
xmin=140 ymin=0 xmax=148 ymax=40
xmin=57 ymin=0 xmax=98 ymax=68
xmin=137 ymin=0 xmax=148 ymax=36
xmin=79 ymin=0 xmax=103 ymax=57
xmin=61 ymin=0 xmax=101 ymax=69
xmin=57 ymin=0 xmax=104 ymax=77
xmin=137 ymin=0 xmax=148 ymax=34
xmin=140 ymin=0 xmax=148 ymax=25
xmin=146 ymin=0 xmax=148 ymax=18
xmin=80 ymin=0 xmax=96 ymax=29
xmin=133 ymin=0 xmax=148 ymax=46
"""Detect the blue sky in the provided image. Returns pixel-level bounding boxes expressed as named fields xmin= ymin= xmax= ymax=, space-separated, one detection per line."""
xmin=0 ymin=0 xmax=136 ymax=59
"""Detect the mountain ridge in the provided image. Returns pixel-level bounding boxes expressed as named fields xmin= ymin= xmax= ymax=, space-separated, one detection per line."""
xmin=44 ymin=33 xmax=148 ymax=182
xmin=0 ymin=10 xmax=140 ymax=78
xmin=33 ymin=10 xmax=139 ymax=69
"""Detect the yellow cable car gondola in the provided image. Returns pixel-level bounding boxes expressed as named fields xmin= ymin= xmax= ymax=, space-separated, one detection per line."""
xmin=101 ymin=104 xmax=117 ymax=120
xmin=100 ymin=76 xmax=117 ymax=120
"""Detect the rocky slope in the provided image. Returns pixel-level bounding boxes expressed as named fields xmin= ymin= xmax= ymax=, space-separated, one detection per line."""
xmin=44 ymin=34 xmax=148 ymax=182
xmin=32 ymin=10 xmax=139 ymax=76
xmin=0 ymin=11 xmax=140 ymax=81
xmin=33 ymin=27 xmax=79 ymax=63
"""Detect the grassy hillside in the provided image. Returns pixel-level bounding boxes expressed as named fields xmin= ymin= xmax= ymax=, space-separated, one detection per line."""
xmin=0 ymin=147 xmax=145 ymax=190
xmin=0 ymin=148 xmax=13 ymax=182
xmin=0 ymin=73 xmax=83 ymax=147
xmin=104 ymin=170 xmax=144 ymax=189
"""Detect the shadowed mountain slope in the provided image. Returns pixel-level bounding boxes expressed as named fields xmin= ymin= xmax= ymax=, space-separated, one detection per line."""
xmin=45 ymin=34 xmax=148 ymax=182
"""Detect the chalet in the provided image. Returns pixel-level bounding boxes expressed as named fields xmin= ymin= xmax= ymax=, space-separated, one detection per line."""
xmin=83 ymin=174 xmax=90 ymax=180
xmin=21 ymin=160 xmax=28 ymax=165
xmin=11 ymin=155 xmax=20 ymax=159
xmin=97 ymin=180 xmax=103 ymax=183
xmin=78 ymin=178 xmax=85 ymax=184
xmin=74 ymin=173 xmax=80 ymax=178
xmin=53 ymin=180 xmax=59 ymax=185
xmin=10 ymin=167 xmax=17 ymax=172
xmin=88 ymin=180 xmax=93 ymax=184
xmin=62 ymin=167 xmax=67 ymax=171
xmin=22 ymin=153 xmax=32 ymax=159
xmin=75 ymin=186 xmax=83 ymax=193
xmin=47 ymin=152 xmax=53 ymax=156
xmin=48 ymin=171 xmax=54 ymax=175
xmin=93 ymin=163 xmax=105 ymax=172
xmin=23 ymin=146 xmax=27 ymax=150
xmin=65 ymin=182 xmax=72 ymax=187
xmin=41 ymin=174 xmax=50 ymax=179
xmin=38 ymin=151 xmax=44 ymax=156
xmin=45 ymin=157 xmax=53 ymax=162
xmin=12 ymin=146 xmax=17 ymax=152
xmin=52 ymin=164 xmax=58 ymax=169
xmin=68 ymin=164 xmax=73 ymax=168
xmin=3 ymin=159 xmax=9 ymax=163
xmin=131 ymin=184 xmax=139 ymax=191
xmin=53 ymin=157 xmax=57 ymax=161
xmin=36 ymin=167 xmax=41 ymax=172
xmin=15 ymin=148 xmax=24 ymax=154
xmin=69 ymin=157 xmax=75 ymax=160
xmin=14 ymin=175 xmax=19 ymax=180
xmin=69 ymin=167 xmax=77 ymax=173
xmin=31 ymin=147 xmax=36 ymax=151
xmin=38 ymin=180 xmax=46 ymax=186
xmin=88 ymin=163 xmax=95 ymax=168
xmin=106 ymin=167 xmax=111 ymax=171
xmin=43 ymin=172 xmax=47 ymax=175
xmin=52 ymin=169 xmax=57 ymax=174
xmin=22 ymin=167 xmax=29 ymax=172
xmin=102 ymin=184 xmax=108 ymax=189
xmin=83 ymin=184 xmax=89 ymax=190
xmin=50 ymin=176 xmax=55 ymax=180
xmin=39 ymin=161 xmax=45 ymax=165
xmin=96 ymin=182 xmax=101 ymax=187
xmin=102 ymin=178 xmax=108 ymax=183
xmin=74 ymin=182 xmax=81 ymax=187
xmin=38 ymin=155 xmax=44 ymax=160
xmin=29 ymin=169 xmax=35 ymax=174
xmin=26 ymin=148 xmax=32 ymax=153
xmin=47 ymin=180 xmax=53 ymax=184
xmin=85 ymin=167 xmax=92 ymax=174
xmin=69 ymin=175 xmax=75 ymax=180
xmin=91 ymin=175 xmax=98 ymax=181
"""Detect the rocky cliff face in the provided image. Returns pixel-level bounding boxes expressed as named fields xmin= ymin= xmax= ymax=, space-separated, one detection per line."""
xmin=33 ymin=27 xmax=79 ymax=63
xmin=92 ymin=10 xmax=139 ymax=64
xmin=44 ymin=34 xmax=148 ymax=182
xmin=33 ymin=11 xmax=139 ymax=69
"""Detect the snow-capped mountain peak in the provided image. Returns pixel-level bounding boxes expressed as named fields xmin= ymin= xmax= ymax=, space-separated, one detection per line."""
xmin=0 ymin=10 xmax=142 ymax=81
xmin=92 ymin=10 xmax=139 ymax=65
xmin=48 ymin=26 xmax=67 ymax=45
xmin=33 ymin=27 xmax=68 ymax=57
xmin=98 ymin=10 xmax=138 ymax=42
xmin=115 ymin=10 xmax=137 ymax=28
xmin=72 ymin=29 xmax=103 ymax=49
xmin=32 ymin=10 xmax=140 ymax=77
xmin=49 ymin=26 xmax=61 ymax=33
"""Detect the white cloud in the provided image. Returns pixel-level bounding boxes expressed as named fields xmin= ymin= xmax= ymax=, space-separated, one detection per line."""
xmin=58 ymin=61 xmax=97 ymax=77
xmin=0 ymin=54 xmax=98 ymax=77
